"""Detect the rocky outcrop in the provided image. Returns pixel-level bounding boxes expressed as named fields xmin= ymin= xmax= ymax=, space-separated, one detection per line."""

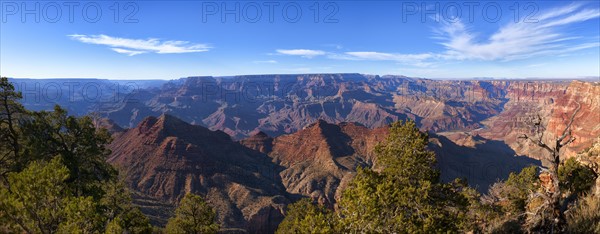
xmin=94 ymin=118 xmax=125 ymax=134
xmin=477 ymin=81 xmax=600 ymax=161
xmin=107 ymin=114 xmax=289 ymax=233
xmin=242 ymin=120 xmax=387 ymax=206
xmin=240 ymin=131 xmax=273 ymax=154
xmin=546 ymin=81 xmax=600 ymax=157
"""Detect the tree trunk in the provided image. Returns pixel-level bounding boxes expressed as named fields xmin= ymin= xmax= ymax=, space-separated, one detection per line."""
xmin=549 ymin=151 xmax=565 ymax=233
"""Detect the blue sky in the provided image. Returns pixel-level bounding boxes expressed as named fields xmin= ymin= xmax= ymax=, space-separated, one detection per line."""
xmin=1 ymin=1 xmax=599 ymax=79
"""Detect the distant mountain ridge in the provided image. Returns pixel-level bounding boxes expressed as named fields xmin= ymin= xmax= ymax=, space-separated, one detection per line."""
xmin=92 ymin=73 xmax=598 ymax=158
xmin=97 ymin=74 xmax=517 ymax=137
xmin=8 ymin=78 xmax=166 ymax=114
xmin=11 ymin=75 xmax=597 ymax=160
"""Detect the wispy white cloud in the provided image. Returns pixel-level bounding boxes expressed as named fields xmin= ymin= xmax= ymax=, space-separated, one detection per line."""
xmin=111 ymin=48 xmax=147 ymax=56
xmin=276 ymin=49 xmax=326 ymax=58
xmin=436 ymin=3 xmax=600 ymax=61
xmin=69 ymin=34 xmax=211 ymax=56
xmin=268 ymin=3 xmax=598 ymax=69
xmin=345 ymin=52 xmax=434 ymax=61
xmin=335 ymin=52 xmax=437 ymax=67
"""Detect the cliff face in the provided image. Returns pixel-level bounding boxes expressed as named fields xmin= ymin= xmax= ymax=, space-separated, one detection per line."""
xmin=108 ymin=114 xmax=289 ymax=233
xmin=477 ymin=81 xmax=600 ymax=160
xmin=546 ymin=81 xmax=600 ymax=156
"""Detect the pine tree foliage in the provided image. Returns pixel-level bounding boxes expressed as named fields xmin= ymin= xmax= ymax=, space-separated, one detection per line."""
xmin=558 ymin=158 xmax=597 ymax=195
xmin=0 ymin=77 xmax=25 ymax=177
xmin=0 ymin=158 xmax=101 ymax=233
xmin=276 ymin=198 xmax=335 ymax=234
xmin=0 ymin=78 xmax=152 ymax=233
xmin=337 ymin=120 xmax=469 ymax=233
xmin=166 ymin=193 xmax=219 ymax=234
xmin=275 ymin=120 xmax=471 ymax=233
xmin=20 ymin=106 xmax=115 ymax=197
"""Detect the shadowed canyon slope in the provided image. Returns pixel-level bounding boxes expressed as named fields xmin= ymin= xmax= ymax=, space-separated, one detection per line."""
xmin=107 ymin=114 xmax=289 ymax=233
xmin=108 ymin=115 xmax=543 ymax=233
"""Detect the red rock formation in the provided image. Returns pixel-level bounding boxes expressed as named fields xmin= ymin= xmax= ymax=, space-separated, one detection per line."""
xmin=240 ymin=131 xmax=273 ymax=154
xmin=99 ymin=77 xmax=599 ymax=232
xmin=271 ymin=121 xmax=366 ymax=206
xmin=546 ymin=81 xmax=600 ymax=156
xmin=240 ymin=120 xmax=389 ymax=206
xmin=477 ymin=81 xmax=599 ymax=161
xmin=108 ymin=114 xmax=289 ymax=233
xmin=108 ymin=114 xmax=544 ymax=231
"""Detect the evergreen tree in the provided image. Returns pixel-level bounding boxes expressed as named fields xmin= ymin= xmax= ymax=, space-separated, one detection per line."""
xmin=0 ymin=78 xmax=152 ymax=233
xmin=101 ymin=179 xmax=153 ymax=234
xmin=336 ymin=120 xmax=469 ymax=233
xmin=0 ymin=77 xmax=25 ymax=177
xmin=166 ymin=193 xmax=219 ymax=234
xmin=276 ymin=198 xmax=335 ymax=234
xmin=479 ymin=166 xmax=539 ymax=233
xmin=558 ymin=158 xmax=597 ymax=195
xmin=20 ymin=105 xmax=115 ymax=198
xmin=504 ymin=166 xmax=539 ymax=214
xmin=105 ymin=208 xmax=153 ymax=234
xmin=0 ymin=158 xmax=102 ymax=233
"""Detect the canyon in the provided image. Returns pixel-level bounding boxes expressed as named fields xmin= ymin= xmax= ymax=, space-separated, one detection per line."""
xmin=11 ymin=74 xmax=600 ymax=232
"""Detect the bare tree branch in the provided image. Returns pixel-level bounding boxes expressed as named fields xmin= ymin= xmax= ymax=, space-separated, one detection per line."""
xmin=518 ymin=100 xmax=582 ymax=232
xmin=519 ymin=134 xmax=554 ymax=154
xmin=557 ymin=101 xmax=581 ymax=146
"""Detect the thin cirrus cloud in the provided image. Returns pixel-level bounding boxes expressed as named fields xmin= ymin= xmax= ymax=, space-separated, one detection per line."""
xmin=435 ymin=3 xmax=600 ymax=61
xmin=275 ymin=3 xmax=599 ymax=67
xmin=344 ymin=52 xmax=435 ymax=61
xmin=69 ymin=34 xmax=211 ymax=56
xmin=276 ymin=49 xmax=326 ymax=58
xmin=343 ymin=52 xmax=437 ymax=67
